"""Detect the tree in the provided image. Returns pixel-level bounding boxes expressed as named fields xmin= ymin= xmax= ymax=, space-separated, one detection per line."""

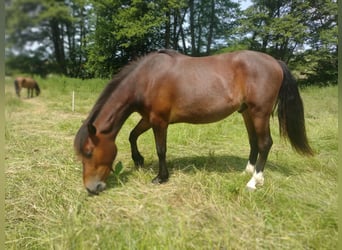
xmin=237 ymin=0 xmax=337 ymax=85
xmin=238 ymin=0 xmax=308 ymax=62
xmin=296 ymin=0 xmax=337 ymax=85
xmin=187 ymin=0 xmax=239 ymax=56
xmin=86 ymin=0 xmax=241 ymax=76
xmin=161 ymin=0 xmax=188 ymax=51
xmin=6 ymin=0 xmax=91 ymax=77
xmin=86 ymin=0 xmax=170 ymax=77
xmin=6 ymin=0 xmax=337 ymax=84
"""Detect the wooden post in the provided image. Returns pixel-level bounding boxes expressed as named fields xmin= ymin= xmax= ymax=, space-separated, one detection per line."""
xmin=72 ymin=91 xmax=75 ymax=112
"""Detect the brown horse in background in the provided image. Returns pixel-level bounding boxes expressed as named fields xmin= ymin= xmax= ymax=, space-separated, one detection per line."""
xmin=14 ymin=77 xmax=41 ymax=98
xmin=74 ymin=49 xmax=313 ymax=195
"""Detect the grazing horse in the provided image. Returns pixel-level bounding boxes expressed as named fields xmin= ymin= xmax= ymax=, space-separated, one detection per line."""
xmin=74 ymin=49 xmax=313 ymax=195
xmin=14 ymin=77 xmax=41 ymax=98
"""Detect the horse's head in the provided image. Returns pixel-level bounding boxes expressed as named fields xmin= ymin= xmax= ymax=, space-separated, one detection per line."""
xmin=75 ymin=123 xmax=117 ymax=195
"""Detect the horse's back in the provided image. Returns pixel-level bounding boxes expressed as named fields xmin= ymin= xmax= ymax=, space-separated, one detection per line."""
xmin=138 ymin=50 xmax=284 ymax=124
xmin=15 ymin=77 xmax=37 ymax=88
xmin=151 ymin=50 xmax=282 ymax=86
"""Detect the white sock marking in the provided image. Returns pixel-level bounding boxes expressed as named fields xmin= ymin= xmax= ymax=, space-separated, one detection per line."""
xmin=244 ymin=161 xmax=255 ymax=174
xmin=246 ymin=171 xmax=264 ymax=190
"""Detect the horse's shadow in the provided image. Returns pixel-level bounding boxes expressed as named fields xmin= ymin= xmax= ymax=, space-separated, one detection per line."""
xmin=168 ymin=154 xmax=247 ymax=173
xmin=168 ymin=154 xmax=295 ymax=176
xmin=105 ymin=154 xmax=293 ymax=190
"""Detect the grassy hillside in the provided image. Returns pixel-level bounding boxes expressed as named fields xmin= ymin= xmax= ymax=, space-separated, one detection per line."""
xmin=5 ymin=75 xmax=337 ymax=249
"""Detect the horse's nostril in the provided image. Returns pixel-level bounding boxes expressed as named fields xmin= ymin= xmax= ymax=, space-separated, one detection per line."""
xmin=86 ymin=182 xmax=106 ymax=195
xmin=96 ymin=184 xmax=102 ymax=192
xmin=96 ymin=182 xmax=106 ymax=192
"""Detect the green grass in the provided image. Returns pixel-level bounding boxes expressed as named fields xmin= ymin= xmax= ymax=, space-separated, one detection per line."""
xmin=5 ymin=75 xmax=337 ymax=249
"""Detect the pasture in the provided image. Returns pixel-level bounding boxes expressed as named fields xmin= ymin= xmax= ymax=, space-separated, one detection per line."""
xmin=5 ymin=75 xmax=337 ymax=249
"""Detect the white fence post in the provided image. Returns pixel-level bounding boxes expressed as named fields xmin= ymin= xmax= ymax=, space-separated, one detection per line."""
xmin=72 ymin=91 xmax=75 ymax=112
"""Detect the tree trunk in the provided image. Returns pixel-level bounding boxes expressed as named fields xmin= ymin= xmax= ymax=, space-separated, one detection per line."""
xmin=189 ymin=0 xmax=196 ymax=55
xmin=165 ymin=10 xmax=170 ymax=49
xmin=206 ymin=0 xmax=215 ymax=55
xmin=50 ymin=19 xmax=67 ymax=74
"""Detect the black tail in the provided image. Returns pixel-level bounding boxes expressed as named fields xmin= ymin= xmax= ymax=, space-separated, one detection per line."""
xmin=34 ymin=82 xmax=41 ymax=96
xmin=14 ymin=79 xmax=20 ymax=97
xmin=277 ymin=61 xmax=314 ymax=156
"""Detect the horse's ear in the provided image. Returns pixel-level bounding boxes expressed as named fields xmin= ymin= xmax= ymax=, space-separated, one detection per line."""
xmin=87 ymin=123 xmax=99 ymax=145
xmin=87 ymin=123 xmax=97 ymax=136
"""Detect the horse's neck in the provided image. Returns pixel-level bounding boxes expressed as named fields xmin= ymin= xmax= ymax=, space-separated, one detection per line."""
xmin=93 ymin=86 xmax=134 ymax=139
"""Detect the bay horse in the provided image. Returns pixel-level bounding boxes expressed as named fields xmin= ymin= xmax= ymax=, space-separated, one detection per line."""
xmin=74 ymin=49 xmax=313 ymax=195
xmin=14 ymin=77 xmax=41 ymax=98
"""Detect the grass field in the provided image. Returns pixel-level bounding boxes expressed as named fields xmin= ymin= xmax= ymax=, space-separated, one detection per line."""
xmin=5 ymin=75 xmax=337 ymax=249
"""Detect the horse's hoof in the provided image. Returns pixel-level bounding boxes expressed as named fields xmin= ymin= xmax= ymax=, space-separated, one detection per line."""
xmin=246 ymin=185 xmax=256 ymax=192
xmin=152 ymin=176 xmax=168 ymax=184
xmin=133 ymin=156 xmax=144 ymax=167
xmin=134 ymin=162 xmax=144 ymax=168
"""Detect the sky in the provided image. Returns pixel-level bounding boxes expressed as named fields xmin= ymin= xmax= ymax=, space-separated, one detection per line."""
xmin=239 ymin=0 xmax=252 ymax=10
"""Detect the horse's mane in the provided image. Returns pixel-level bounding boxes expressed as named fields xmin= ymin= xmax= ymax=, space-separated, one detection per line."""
xmin=87 ymin=62 xmax=138 ymax=124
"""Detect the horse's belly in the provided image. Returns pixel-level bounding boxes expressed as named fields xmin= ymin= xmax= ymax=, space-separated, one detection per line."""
xmin=170 ymin=98 xmax=240 ymax=124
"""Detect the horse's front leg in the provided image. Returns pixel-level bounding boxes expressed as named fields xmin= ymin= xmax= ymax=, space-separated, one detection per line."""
xmin=27 ymin=88 xmax=33 ymax=98
xmin=152 ymin=125 xmax=169 ymax=184
xmin=129 ymin=118 xmax=151 ymax=167
xmin=15 ymin=87 xmax=21 ymax=97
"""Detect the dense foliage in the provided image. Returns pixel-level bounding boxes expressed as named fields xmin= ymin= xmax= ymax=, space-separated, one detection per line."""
xmin=5 ymin=0 xmax=337 ymax=84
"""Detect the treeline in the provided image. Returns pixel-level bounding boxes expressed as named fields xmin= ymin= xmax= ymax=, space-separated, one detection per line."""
xmin=5 ymin=0 xmax=337 ymax=85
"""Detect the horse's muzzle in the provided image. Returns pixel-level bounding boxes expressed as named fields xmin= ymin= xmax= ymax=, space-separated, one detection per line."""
xmin=86 ymin=181 xmax=106 ymax=195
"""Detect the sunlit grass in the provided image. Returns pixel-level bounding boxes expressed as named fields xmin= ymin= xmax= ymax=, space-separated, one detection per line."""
xmin=5 ymin=75 xmax=337 ymax=249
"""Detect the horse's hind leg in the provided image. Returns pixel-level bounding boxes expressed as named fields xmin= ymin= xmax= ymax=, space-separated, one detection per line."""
xmin=243 ymin=111 xmax=273 ymax=190
xmin=242 ymin=111 xmax=258 ymax=174
xmin=129 ymin=118 xmax=151 ymax=167
xmin=151 ymin=125 xmax=169 ymax=184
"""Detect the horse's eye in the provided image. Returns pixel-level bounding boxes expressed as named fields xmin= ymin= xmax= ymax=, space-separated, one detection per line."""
xmin=84 ymin=151 xmax=92 ymax=158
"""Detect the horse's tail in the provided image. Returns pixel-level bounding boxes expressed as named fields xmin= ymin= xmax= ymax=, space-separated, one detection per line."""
xmin=277 ymin=60 xmax=314 ymax=156
xmin=14 ymin=79 xmax=20 ymax=96
xmin=34 ymin=82 xmax=41 ymax=96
